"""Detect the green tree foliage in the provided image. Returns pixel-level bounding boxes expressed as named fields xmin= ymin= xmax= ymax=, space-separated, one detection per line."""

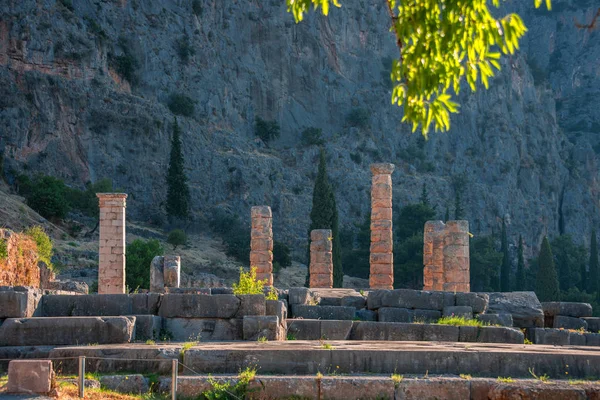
xmin=69 ymin=178 xmax=113 ymax=218
xmin=590 ymin=230 xmax=599 ymax=297
xmin=285 ymin=0 xmax=551 ymax=135
xmin=444 ymin=206 xmax=450 ymax=222
xmin=393 ymin=202 xmax=435 ymax=289
xmin=341 ymin=212 xmax=370 ymax=279
xmin=420 ymin=183 xmax=430 ymax=207
xmin=233 ymin=267 xmax=266 ymax=295
xmin=308 ymin=149 xmax=342 ymax=287
xmin=453 ymin=190 xmax=464 ymax=220
xmin=301 ymin=127 xmax=325 ymax=146
xmin=346 ymin=108 xmax=370 ymax=128
xmin=273 ymin=240 xmax=292 ymax=273
xmin=551 ymin=235 xmax=586 ymax=294
xmin=535 ymin=236 xmax=560 ymax=302
xmin=166 ymin=119 xmax=190 ymax=220
xmin=254 ymin=117 xmax=281 ymax=143
xmin=470 ymin=235 xmax=502 ymax=292
xmin=176 ymin=35 xmax=195 ymax=63
xmin=515 ymin=235 xmax=526 ymax=291
xmin=168 ymin=94 xmax=195 ymax=117
xmin=209 ymin=209 xmax=250 ymax=263
xmin=500 ymin=220 xmax=510 ymax=292
xmin=192 ymin=0 xmax=202 ymax=16
xmin=126 ymin=239 xmax=164 ymax=291
xmin=25 ymin=226 xmax=53 ymax=269
xmin=18 ymin=175 xmax=70 ymax=220
xmin=167 ymin=229 xmax=187 ymax=250
xmin=0 ymin=239 xmax=7 ymax=260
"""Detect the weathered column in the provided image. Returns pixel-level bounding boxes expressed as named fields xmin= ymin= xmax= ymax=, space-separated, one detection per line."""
xmin=309 ymin=229 xmax=333 ymax=288
xmin=97 ymin=193 xmax=127 ymax=294
xmin=423 ymin=220 xmax=470 ymax=292
xmin=250 ymin=206 xmax=273 ymax=285
xmin=443 ymin=221 xmax=470 ymax=292
xmin=369 ymin=163 xmax=395 ymax=289
xmin=163 ymin=255 xmax=181 ymax=288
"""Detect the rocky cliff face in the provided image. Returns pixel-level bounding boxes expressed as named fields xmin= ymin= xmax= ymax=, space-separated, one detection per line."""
xmin=1 ymin=0 xmax=599 ymax=261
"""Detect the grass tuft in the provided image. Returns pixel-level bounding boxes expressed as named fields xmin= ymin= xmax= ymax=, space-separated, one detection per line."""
xmin=436 ymin=316 xmax=489 ymax=327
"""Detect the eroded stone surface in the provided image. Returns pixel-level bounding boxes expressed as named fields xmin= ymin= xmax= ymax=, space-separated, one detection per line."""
xmin=309 ymin=229 xmax=333 ymax=288
xmin=369 ymin=164 xmax=394 ymax=289
xmin=250 ymin=206 xmax=273 ymax=285
xmin=7 ymin=360 xmax=54 ymax=394
xmin=97 ymin=193 xmax=127 ymax=295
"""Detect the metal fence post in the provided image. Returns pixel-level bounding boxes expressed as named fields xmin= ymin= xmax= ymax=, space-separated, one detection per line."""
xmin=172 ymin=359 xmax=178 ymax=400
xmin=78 ymin=356 xmax=85 ymax=398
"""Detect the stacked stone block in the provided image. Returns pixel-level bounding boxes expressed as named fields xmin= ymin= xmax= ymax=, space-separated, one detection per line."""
xmin=150 ymin=256 xmax=181 ymax=293
xmin=542 ymin=302 xmax=592 ymax=330
xmin=97 ymin=193 xmax=127 ymax=294
xmin=370 ymin=163 xmax=395 ymax=289
xmin=309 ymin=229 xmax=333 ymax=288
xmin=423 ymin=220 xmax=470 ymax=292
xmin=250 ymin=206 xmax=273 ymax=285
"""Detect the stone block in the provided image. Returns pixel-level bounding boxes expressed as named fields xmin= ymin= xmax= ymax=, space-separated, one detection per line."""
xmin=443 ymin=306 xmax=473 ymax=319
xmin=369 ymin=274 xmax=394 ymax=289
xmin=553 ymin=315 xmax=588 ymax=331
xmin=529 ymin=328 xmax=570 ymax=345
xmin=583 ymin=317 xmax=600 ymax=333
xmin=130 ymin=293 xmax=161 ymax=314
xmin=42 ymin=294 xmax=130 ymax=316
xmin=386 ymin=323 xmax=425 ymax=341
xmin=133 ymin=315 xmax=163 ymax=341
xmin=243 ymin=316 xmax=284 ymax=341
xmin=211 ymin=287 xmax=234 ymax=295
xmin=287 ymin=319 xmax=321 ymax=340
xmin=320 ymin=320 xmax=353 ymax=340
xmin=100 ymin=375 xmax=149 ymax=394
xmin=355 ymin=309 xmax=377 ymax=321
xmin=7 ymin=360 xmax=54 ymax=394
xmin=486 ymin=292 xmax=544 ymax=328
xmin=266 ymin=300 xmax=287 ymax=323
xmin=292 ymin=305 xmax=356 ymax=320
xmin=349 ymin=321 xmax=388 ymax=340
xmin=164 ymin=318 xmax=243 ymax=341
xmin=320 ymin=377 xmax=395 ymax=400
xmin=425 ymin=325 xmax=460 ymax=342
xmin=411 ymin=309 xmax=442 ymax=323
xmin=367 ymin=290 xmax=389 ymax=310
xmin=378 ymin=307 xmax=412 ymax=323
xmin=455 ymin=292 xmax=489 ymax=314
xmin=458 ymin=326 xmax=478 ymax=342
xmin=310 ymin=262 xmax=333 ymax=275
xmin=0 ymin=316 xmax=136 ymax=346
xmin=395 ymin=377 xmax=470 ymax=400
xmin=163 ymin=256 xmax=180 ymax=288
xmin=542 ymin=302 xmax=593 ymax=318
xmin=476 ymin=313 xmax=513 ymax=327
xmin=236 ymin=294 xmax=266 ymax=318
xmin=341 ymin=295 xmax=366 ymax=309
xmin=476 ymin=326 xmax=524 ymax=344
xmin=585 ymin=333 xmax=600 ymax=346
xmin=251 ymin=206 xmax=272 ymax=218
xmin=569 ymin=331 xmax=587 ymax=346
xmin=288 ymin=288 xmax=311 ymax=305
xmin=319 ymin=296 xmax=343 ymax=306
xmin=381 ymin=289 xmax=454 ymax=311
xmin=158 ymin=294 xmax=240 ymax=318
xmin=149 ymin=256 xmax=165 ymax=292
xmin=0 ymin=291 xmax=39 ymax=318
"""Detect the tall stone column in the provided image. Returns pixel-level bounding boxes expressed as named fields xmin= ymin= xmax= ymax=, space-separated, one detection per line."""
xmin=369 ymin=163 xmax=395 ymax=289
xmin=97 ymin=193 xmax=127 ymax=294
xmin=309 ymin=229 xmax=333 ymax=288
xmin=423 ymin=220 xmax=470 ymax=292
xmin=250 ymin=206 xmax=273 ymax=285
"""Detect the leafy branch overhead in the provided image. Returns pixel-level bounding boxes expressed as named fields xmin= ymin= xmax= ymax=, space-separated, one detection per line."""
xmin=285 ymin=0 xmax=551 ymax=136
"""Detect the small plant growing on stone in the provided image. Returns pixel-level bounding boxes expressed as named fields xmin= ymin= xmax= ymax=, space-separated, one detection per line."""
xmin=286 ymin=333 xmax=296 ymax=341
xmin=319 ymin=339 xmax=335 ymax=350
xmin=167 ymin=229 xmax=187 ymax=250
xmin=460 ymin=374 xmax=472 ymax=380
xmin=266 ymin=286 xmax=278 ymax=301
xmin=204 ymin=367 xmax=257 ymax=399
xmin=257 ymin=336 xmax=268 ymax=343
xmin=25 ymin=226 xmax=54 ymax=270
xmin=315 ymin=372 xmax=324 ymax=381
xmin=524 ymin=338 xmax=533 ymax=345
xmin=180 ymin=341 xmax=197 ymax=357
xmin=529 ymin=368 xmax=550 ymax=383
xmin=233 ymin=266 xmax=267 ymax=295
xmin=145 ymin=340 xmax=156 ymax=345
xmin=436 ymin=316 xmax=488 ymax=327
xmin=391 ymin=373 xmax=404 ymax=387
xmin=497 ymin=377 xmax=514 ymax=383
xmin=0 ymin=239 xmax=7 ymax=261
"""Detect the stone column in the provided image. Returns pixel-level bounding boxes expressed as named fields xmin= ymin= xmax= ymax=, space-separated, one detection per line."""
xmin=309 ymin=229 xmax=333 ymax=288
xmin=369 ymin=163 xmax=395 ymax=289
xmin=163 ymin=255 xmax=181 ymax=288
xmin=97 ymin=193 xmax=127 ymax=294
xmin=250 ymin=206 xmax=273 ymax=285
xmin=423 ymin=220 xmax=470 ymax=292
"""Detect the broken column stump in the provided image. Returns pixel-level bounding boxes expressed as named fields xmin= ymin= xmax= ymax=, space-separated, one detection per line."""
xmin=309 ymin=229 xmax=333 ymax=288
xmin=250 ymin=206 xmax=273 ymax=285
xmin=97 ymin=193 xmax=127 ymax=294
xmin=423 ymin=220 xmax=470 ymax=292
xmin=370 ymin=163 xmax=395 ymax=289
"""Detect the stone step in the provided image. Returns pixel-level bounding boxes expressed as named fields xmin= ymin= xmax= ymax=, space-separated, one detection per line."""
xmin=291 ymin=305 xmax=355 ymax=320
xmin=9 ymin=341 xmax=600 ymax=378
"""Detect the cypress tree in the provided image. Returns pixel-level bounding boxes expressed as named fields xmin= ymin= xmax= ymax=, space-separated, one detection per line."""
xmin=535 ymin=236 xmax=560 ymax=302
xmin=500 ymin=219 xmax=510 ymax=292
xmin=307 ymin=148 xmax=343 ymax=287
xmin=444 ymin=205 xmax=450 ymax=222
xmin=420 ymin=183 xmax=429 ymax=206
xmin=454 ymin=191 xmax=464 ymax=220
xmin=589 ymin=229 xmax=599 ymax=297
xmin=515 ymin=235 xmax=526 ymax=291
xmin=166 ymin=118 xmax=190 ymax=220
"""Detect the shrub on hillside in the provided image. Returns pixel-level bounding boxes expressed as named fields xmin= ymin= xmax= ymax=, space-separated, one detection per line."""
xmin=18 ymin=175 xmax=70 ymax=219
xmin=301 ymin=127 xmax=325 ymax=146
xmin=168 ymin=93 xmax=195 ymax=117
xmin=346 ymin=108 xmax=370 ymax=128
xmin=126 ymin=239 xmax=164 ymax=291
xmin=254 ymin=117 xmax=280 ymax=143
xmin=209 ymin=210 xmax=250 ymax=263
xmin=167 ymin=229 xmax=187 ymax=250
xmin=25 ymin=226 xmax=54 ymax=269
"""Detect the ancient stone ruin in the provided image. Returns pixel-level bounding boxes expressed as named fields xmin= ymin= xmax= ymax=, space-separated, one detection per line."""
xmin=97 ymin=193 xmax=127 ymax=294
xmin=369 ymin=163 xmax=395 ymax=289
xmin=309 ymin=229 xmax=333 ymax=288
xmin=250 ymin=205 xmax=273 ymax=285
xmin=423 ymin=220 xmax=470 ymax=292
xmin=150 ymin=255 xmax=181 ymax=292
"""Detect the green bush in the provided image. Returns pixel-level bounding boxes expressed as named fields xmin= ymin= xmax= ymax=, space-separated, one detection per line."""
xmin=114 ymin=54 xmax=137 ymax=83
xmin=203 ymin=367 xmax=256 ymax=399
xmin=68 ymin=178 xmax=113 ymax=218
xmin=18 ymin=175 xmax=70 ymax=220
xmin=25 ymin=226 xmax=54 ymax=269
xmin=233 ymin=267 xmax=266 ymax=295
xmin=254 ymin=117 xmax=280 ymax=143
xmin=176 ymin=35 xmax=194 ymax=63
xmin=168 ymin=93 xmax=195 ymax=117
xmin=192 ymin=0 xmax=203 ymax=16
xmin=209 ymin=210 xmax=250 ymax=263
xmin=301 ymin=127 xmax=325 ymax=146
xmin=126 ymin=239 xmax=164 ymax=291
xmin=346 ymin=108 xmax=370 ymax=128
xmin=273 ymin=241 xmax=291 ymax=268
xmin=0 ymin=239 xmax=7 ymax=260
xmin=167 ymin=229 xmax=187 ymax=250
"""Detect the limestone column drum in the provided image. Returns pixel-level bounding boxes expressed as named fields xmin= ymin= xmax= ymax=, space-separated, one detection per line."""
xmin=309 ymin=229 xmax=333 ymax=288
xmin=97 ymin=193 xmax=127 ymax=294
xmin=369 ymin=163 xmax=395 ymax=289
xmin=250 ymin=206 xmax=273 ymax=285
